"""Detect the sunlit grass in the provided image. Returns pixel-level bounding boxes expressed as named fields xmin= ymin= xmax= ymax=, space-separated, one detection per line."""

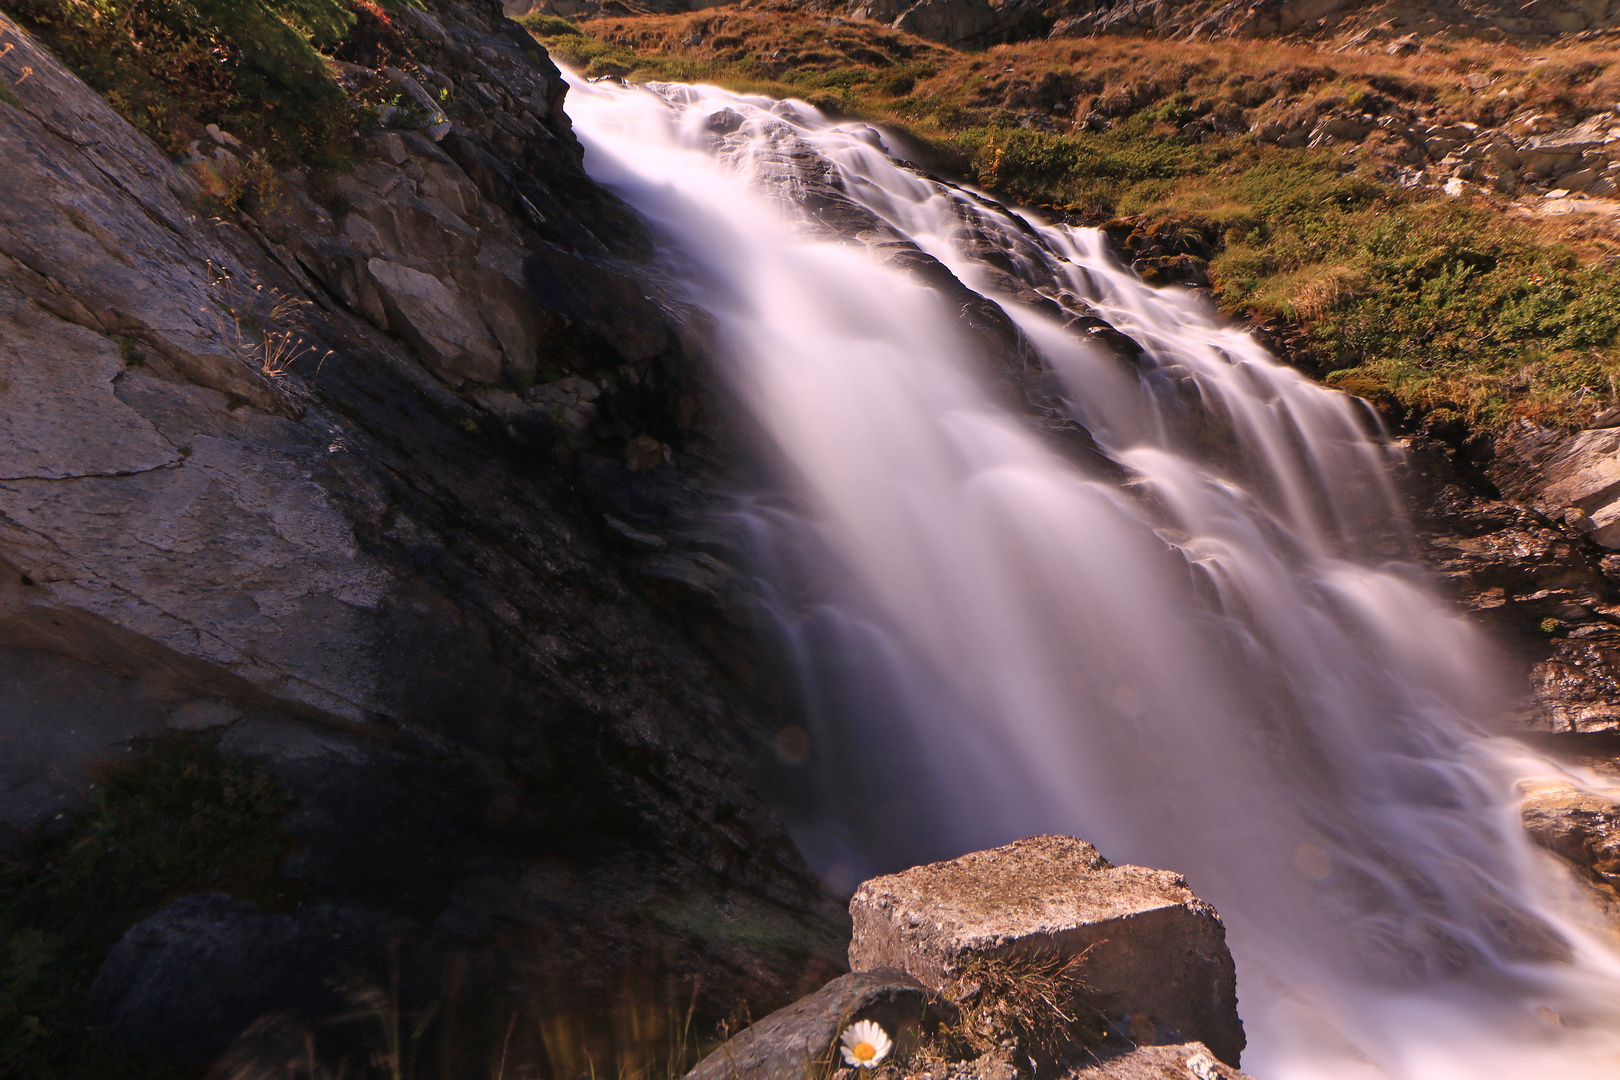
xmin=534 ymin=9 xmax=1620 ymax=430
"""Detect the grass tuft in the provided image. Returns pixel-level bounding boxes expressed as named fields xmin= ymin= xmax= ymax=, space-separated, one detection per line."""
xmin=942 ymin=948 xmax=1105 ymax=1065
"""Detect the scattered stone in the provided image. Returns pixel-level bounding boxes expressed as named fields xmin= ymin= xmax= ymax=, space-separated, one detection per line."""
xmin=848 ymin=835 xmax=1245 ymax=1067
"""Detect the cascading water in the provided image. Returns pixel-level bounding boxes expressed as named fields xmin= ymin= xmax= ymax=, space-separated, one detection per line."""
xmin=560 ymin=70 xmax=1620 ymax=1077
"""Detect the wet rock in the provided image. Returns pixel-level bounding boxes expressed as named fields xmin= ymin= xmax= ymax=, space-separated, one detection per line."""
xmin=1522 ymin=781 xmax=1620 ymax=897
xmin=685 ymin=969 xmax=938 ymax=1080
xmin=848 ymin=835 xmax=1244 ymax=1067
xmin=1401 ymin=433 xmax=1620 ymax=734
xmin=1526 ymin=636 xmax=1620 ymax=734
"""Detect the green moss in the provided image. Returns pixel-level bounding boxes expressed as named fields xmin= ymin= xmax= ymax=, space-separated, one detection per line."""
xmin=0 ymin=79 xmax=18 ymax=108
xmin=0 ymin=735 xmax=302 ymax=1079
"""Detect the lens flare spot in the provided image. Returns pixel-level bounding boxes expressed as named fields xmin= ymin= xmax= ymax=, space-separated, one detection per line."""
xmin=774 ymin=724 xmax=811 ymax=764
xmin=1293 ymin=844 xmax=1332 ymax=881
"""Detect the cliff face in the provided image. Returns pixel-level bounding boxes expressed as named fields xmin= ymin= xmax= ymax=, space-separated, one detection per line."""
xmin=0 ymin=2 xmax=843 ymax=1070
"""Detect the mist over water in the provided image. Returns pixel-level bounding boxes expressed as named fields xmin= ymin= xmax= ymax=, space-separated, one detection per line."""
xmin=560 ymin=70 xmax=1620 ymax=1077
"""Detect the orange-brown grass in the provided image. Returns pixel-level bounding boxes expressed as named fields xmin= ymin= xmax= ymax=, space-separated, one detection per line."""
xmin=566 ymin=2 xmax=1620 ymax=134
xmin=533 ymin=7 xmax=1620 ymax=433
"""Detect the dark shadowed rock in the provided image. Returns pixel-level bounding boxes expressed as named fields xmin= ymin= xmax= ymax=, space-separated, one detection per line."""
xmin=685 ymin=969 xmax=937 ymax=1080
xmin=894 ymin=0 xmax=999 ymax=46
xmin=848 ymin=836 xmax=1244 ymax=1068
xmin=86 ymin=894 xmax=409 ymax=1068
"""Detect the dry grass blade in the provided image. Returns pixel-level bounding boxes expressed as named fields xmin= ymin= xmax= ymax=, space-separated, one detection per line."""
xmin=944 ymin=946 xmax=1105 ymax=1065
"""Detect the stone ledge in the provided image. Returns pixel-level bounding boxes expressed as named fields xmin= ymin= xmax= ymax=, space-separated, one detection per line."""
xmin=848 ymin=836 xmax=1244 ymax=1067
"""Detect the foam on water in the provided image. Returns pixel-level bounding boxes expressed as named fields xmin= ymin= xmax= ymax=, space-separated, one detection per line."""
xmin=560 ymin=70 xmax=1620 ymax=1077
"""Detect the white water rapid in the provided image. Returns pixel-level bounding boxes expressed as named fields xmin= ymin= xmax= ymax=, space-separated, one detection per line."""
xmin=560 ymin=71 xmax=1620 ymax=1077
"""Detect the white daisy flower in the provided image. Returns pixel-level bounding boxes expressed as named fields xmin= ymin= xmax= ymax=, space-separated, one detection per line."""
xmin=839 ymin=1019 xmax=892 ymax=1068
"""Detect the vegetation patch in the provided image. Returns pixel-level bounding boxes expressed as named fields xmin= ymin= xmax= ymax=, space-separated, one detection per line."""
xmin=0 ymin=734 xmax=302 ymax=1080
xmin=530 ymin=7 xmax=1620 ymax=431
xmin=2 ymin=0 xmax=377 ymax=166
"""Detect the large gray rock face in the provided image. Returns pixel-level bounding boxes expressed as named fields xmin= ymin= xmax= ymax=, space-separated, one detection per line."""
xmin=848 ymin=836 xmax=1244 ymax=1068
xmin=0 ymin=0 xmax=844 ymax=1067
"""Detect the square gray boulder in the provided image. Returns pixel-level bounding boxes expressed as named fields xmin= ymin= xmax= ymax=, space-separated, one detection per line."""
xmin=848 ymin=835 xmax=1244 ymax=1067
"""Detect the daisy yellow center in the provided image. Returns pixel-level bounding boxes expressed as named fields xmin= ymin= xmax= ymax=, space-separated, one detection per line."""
xmin=853 ymin=1042 xmax=876 ymax=1062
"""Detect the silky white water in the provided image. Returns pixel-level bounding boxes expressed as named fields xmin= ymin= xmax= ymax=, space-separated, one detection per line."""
xmin=560 ymin=71 xmax=1620 ymax=1077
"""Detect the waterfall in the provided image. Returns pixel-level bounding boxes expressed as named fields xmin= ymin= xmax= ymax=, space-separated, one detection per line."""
xmin=559 ymin=71 xmax=1620 ymax=1077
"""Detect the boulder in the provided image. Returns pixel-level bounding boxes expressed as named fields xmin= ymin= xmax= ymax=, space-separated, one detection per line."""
xmin=893 ymin=0 xmax=999 ymax=46
xmin=364 ymin=258 xmax=505 ymax=384
xmin=87 ymin=893 xmax=408 ymax=1067
xmin=684 ymin=969 xmax=937 ymax=1080
xmin=848 ymin=835 xmax=1244 ymax=1067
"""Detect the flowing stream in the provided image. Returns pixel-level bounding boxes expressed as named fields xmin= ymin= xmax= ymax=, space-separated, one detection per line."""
xmin=560 ymin=71 xmax=1620 ymax=1077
